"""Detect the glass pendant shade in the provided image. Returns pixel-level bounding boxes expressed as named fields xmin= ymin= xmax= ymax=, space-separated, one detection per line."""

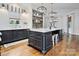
xmin=49 ymin=3 xmax=57 ymax=19
xmin=37 ymin=5 xmax=47 ymax=14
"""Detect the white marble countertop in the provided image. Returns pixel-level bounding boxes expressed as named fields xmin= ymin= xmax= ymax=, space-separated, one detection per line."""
xmin=0 ymin=27 xmax=62 ymax=33
xmin=30 ymin=28 xmax=62 ymax=33
xmin=0 ymin=27 xmax=28 ymax=31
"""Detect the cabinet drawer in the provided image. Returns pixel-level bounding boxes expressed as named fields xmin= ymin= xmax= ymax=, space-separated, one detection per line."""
xmin=29 ymin=36 xmax=42 ymax=41
xmin=30 ymin=35 xmax=42 ymax=40
xmin=29 ymin=37 xmax=42 ymax=50
xmin=29 ymin=31 xmax=42 ymax=36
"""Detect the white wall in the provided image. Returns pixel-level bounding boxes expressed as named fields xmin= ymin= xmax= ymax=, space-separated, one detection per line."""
xmin=26 ymin=4 xmax=32 ymax=28
xmin=0 ymin=7 xmax=9 ymax=29
xmin=61 ymin=9 xmax=79 ymax=35
xmin=0 ymin=3 xmax=32 ymax=30
xmin=19 ymin=3 xmax=32 ymax=28
xmin=61 ymin=15 xmax=67 ymax=33
xmin=11 ymin=3 xmax=32 ymax=29
xmin=74 ymin=10 xmax=79 ymax=35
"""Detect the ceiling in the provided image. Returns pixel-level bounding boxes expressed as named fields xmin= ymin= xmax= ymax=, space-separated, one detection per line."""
xmin=52 ymin=3 xmax=79 ymax=15
xmin=18 ymin=3 xmax=79 ymax=16
xmin=53 ymin=3 xmax=79 ymax=10
xmin=18 ymin=3 xmax=79 ymax=10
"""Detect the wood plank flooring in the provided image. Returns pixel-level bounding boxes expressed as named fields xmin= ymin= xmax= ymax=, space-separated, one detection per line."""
xmin=0 ymin=35 xmax=79 ymax=56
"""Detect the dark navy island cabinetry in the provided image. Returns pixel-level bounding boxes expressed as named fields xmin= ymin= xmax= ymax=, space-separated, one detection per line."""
xmin=28 ymin=29 xmax=62 ymax=54
xmin=0 ymin=29 xmax=28 ymax=45
xmin=28 ymin=31 xmax=52 ymax=53
xmin=0 ymin=28 xmax=62 ymax=54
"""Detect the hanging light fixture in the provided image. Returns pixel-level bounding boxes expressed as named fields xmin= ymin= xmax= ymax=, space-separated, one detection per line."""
xmin=0 ymin=4 xmax=6 ymax=9
xmin=37 ymin=3 xmax=47 ymax=14
xmin=48 ymin=3 xmax=58 ymax=28
xmin=49 ymin=3 xmax=57 ymax=19
xmin=0 ymin=3 xmax=8 ymax=13
xmin=2 ymin=4 xmax=5 ymax=7
xmin=20 ymin=9 xmax=29 ymax=21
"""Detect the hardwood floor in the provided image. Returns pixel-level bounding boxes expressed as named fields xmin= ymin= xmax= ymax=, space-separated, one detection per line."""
xmin=0 ymin=35 xmax=79 ymax=56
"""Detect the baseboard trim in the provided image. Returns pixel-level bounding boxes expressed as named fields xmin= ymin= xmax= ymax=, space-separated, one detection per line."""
xmin=63 ymin=32 xmax=79 ymax=36
xmin=4 ymin=39 xmax=28 ymax=48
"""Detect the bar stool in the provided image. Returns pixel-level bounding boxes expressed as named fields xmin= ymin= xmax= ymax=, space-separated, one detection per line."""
xmin=55 ymin=34 xmax=59 ymax=44
xmin=52 ymin=34 xmax=59 ymax=47
xmin=0 ymin=32 xmax=2 ymax=45
xmin=0 ymin=32 xmax=2 ymax=41
xmin=52 ymin=35 xmax=55 ymax=47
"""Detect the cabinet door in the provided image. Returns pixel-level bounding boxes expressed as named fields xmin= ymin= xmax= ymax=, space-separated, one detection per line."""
xmin=23 ymin=29 xmax=27 ymax=38
xmin=45 ymin=32 xmax=52 ymax=49
xmin=12 ymin=30 xmax=23 ymax=41
xmin=18 ymin=30 xmax=24 ymax=39
xmin=1 ymin=31 xmax=13 ymax=44
xmin=12 ymin=30 xmax=18 ymax=40
xmin=29 ymin=37 xmax=35 ymax=46
xmin=36 ymin=40 xmax=42 ymax=50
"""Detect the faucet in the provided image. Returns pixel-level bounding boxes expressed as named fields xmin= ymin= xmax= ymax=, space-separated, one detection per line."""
xmin=49 ymin=21 xmax=57 ymax=29
xmin=49 ymin=22 xmax=52 ymax=29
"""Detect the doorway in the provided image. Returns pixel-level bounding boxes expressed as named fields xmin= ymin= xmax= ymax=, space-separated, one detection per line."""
xmin=65 ymin=14 xmax=79 ymax=55
xmin=67 ymin=16 xmax=72 ymax=46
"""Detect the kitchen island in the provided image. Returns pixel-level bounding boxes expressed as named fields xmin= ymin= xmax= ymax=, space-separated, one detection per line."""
xmin=28 ymin=28 xmax=62 ymax=54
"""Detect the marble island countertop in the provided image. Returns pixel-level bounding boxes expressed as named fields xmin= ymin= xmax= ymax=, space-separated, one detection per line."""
xmin=0 ymin=27 xmax=29 ymax=31
xmin=0 ymin=27 xmax=62 ymax=32
xmin=29 ymin=28 xmax=62 ymax=33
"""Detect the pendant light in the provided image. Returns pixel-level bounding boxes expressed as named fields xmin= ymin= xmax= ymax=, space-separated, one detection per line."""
xmin=0 ymin=4 xmax=6 ymax=10
xmin=20 ymin=9 xmax=28 ymax=23
xmin=49 ymin=3 xmax=57 ymax=19
xmin=0 ymin=3 xmax=9 ymax=29
xmin=37 ymin=3 xmax=47 ymax=15
xmin=49 ymin=3 xmax=58 ymax=28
